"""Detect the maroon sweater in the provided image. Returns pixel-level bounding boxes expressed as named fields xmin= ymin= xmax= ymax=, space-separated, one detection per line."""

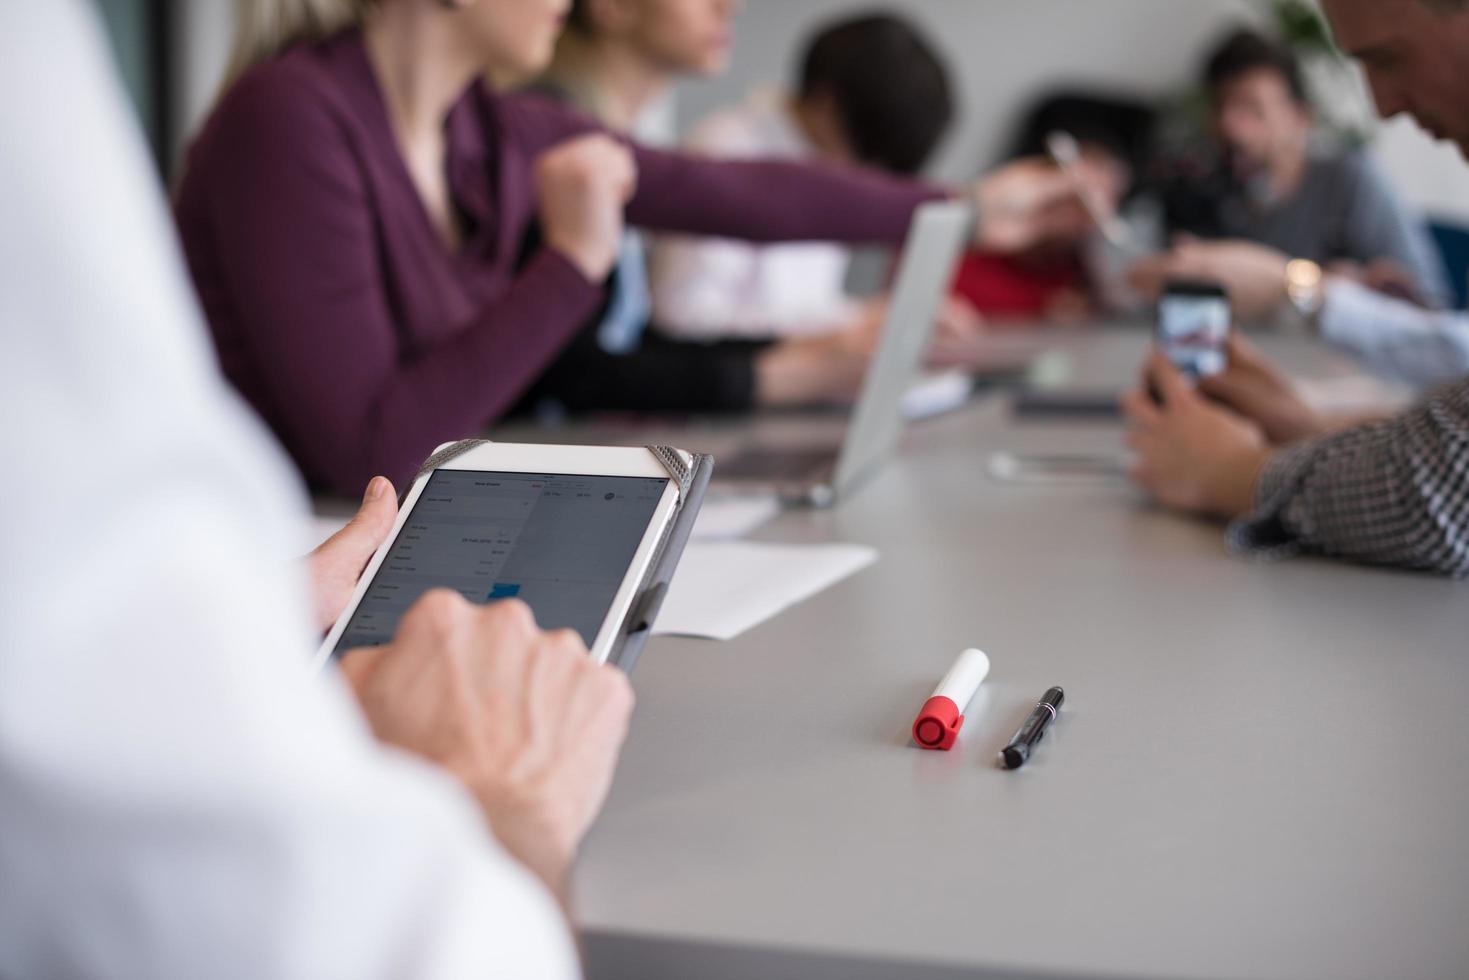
xmin=175 ymin=30 xmax=941 ymax=494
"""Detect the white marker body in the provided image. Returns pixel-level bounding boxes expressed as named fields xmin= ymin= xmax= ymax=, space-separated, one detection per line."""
xmin=930 ymin=648 xmax=990 ymax=712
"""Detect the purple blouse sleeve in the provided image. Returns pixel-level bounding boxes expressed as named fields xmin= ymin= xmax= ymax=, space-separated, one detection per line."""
xmin=187 ymin=76 xmax=602 ymax=493
xmin=627 ymin=147 xmax=948 ymax=242
xmin=501 ymin=92 xmax=950 ymax=245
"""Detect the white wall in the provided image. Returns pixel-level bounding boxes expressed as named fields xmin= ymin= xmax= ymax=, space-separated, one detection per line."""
xmin=167 ymin=0 xmax=1469 ymax=222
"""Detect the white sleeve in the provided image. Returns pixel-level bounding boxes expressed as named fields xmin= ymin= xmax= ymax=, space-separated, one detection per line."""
xmin=648 ymin=109 xmax=858 ymax=339
xmin=0 ymin=6 xmax=577 ymax=980
xmin=1319 ymin=278 xmax=1469 ymax=386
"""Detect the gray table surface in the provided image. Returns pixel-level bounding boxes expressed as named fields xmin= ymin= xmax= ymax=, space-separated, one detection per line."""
xmin=496 ymin=330 xmax=1469 ymax=980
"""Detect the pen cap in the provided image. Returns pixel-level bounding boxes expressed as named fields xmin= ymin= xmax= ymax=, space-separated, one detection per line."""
xmin=913 ymin=649 xmax=989 ymax=751
xmin=913 ymin=696 xmax=963 ymax=750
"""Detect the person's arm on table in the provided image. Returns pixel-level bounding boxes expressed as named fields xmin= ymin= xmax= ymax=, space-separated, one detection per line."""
xmin=1128 ymin=240 xmax=1469 ymax=387
xmin=1335 ymin=153 xmax=1451 ymax=310
xmin=1315 ymin=277 xmax=1469 ymax=385
xmin=1124 ymin=355 xmax=1469 ymax=577
xmin=1226 ymin=378 xmax=1469 ymax=576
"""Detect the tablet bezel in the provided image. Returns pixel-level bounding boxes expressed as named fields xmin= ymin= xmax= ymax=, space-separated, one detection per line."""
xmin=315 ymin=443 xmax=682 ymax=669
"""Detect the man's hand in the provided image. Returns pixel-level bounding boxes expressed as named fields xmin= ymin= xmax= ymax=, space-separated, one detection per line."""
xmin=1127 ymin=239 xmax=1290 ymax=319
xmin=308 ymin=476 xmax=397 ymax=632
xmin=1121 ymin=352 xmax=1274 ymax=520
xmin=536 ymin=133 xmax=638 ymax=281
xmin=971 ymin=157 xmax=1093 ymax=254
xmin=340 ymin=592 xmax=633 ymax=899
xmin=1197 ymin=334 xmax=1327 ymax=445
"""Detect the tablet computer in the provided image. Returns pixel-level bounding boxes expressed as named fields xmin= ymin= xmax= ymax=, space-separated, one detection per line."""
xmin=317 ymin=443 xmax=682 ymax=667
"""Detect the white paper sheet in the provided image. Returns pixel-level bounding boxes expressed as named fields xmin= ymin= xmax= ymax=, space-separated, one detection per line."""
xmin=653 ymin=541 xmax=878 ymax=641
xmin=689 ymin=494 xmax=780 ymax=540
xmin=902 ymin=370 xmax=974 ymax=420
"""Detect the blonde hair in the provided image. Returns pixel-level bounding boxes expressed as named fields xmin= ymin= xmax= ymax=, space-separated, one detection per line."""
xmin=221 ymin=0 xmax=375 ymax=93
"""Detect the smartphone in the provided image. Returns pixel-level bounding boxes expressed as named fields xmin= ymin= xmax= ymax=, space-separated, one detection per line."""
xmin=1156 ymin=279 xmax=1230 ymax=379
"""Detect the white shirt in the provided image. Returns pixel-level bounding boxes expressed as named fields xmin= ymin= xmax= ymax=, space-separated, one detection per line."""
xmin=0 ymin=6 xmax=577 ymax=978
xmin=650 ymin=90 xmax=860 ymax=339
xmin=1321 ymin=278 xmax=1469 ymax=385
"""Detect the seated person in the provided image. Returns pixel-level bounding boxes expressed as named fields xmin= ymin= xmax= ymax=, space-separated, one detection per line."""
xmin=519 ymin=1 xmax=980 ymax=417
xmin=1129 ymin=237 xmax=1469 ymax=386
xmin=649 ymin=12 xmax=962 ymax=342
xmin=1156 ymin=28 xmax=1447 ymax=307
xmin=176 ymin=0 xmax=1083 ymax=496
xmin=5 ymin=4 xmax=632 ymax=973
xmin=1121 ymin=0 xmax=1469 ymax=579
xmin=952 ymin=93 xmax=1158 ymax=323
xmin=1132 ymin=32 xmax=1468 ymax=388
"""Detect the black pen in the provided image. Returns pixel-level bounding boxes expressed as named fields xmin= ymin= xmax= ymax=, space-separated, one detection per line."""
xmin=1000 ymin=686 xmax=1064 ymax=769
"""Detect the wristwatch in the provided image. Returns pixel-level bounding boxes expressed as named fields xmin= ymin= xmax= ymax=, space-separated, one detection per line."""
xmin=1284 ymin=258 xmax=1326 ymax=323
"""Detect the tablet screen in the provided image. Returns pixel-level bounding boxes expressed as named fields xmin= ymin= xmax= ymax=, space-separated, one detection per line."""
xmin=333 ymin=469 xmax=670 ymax=656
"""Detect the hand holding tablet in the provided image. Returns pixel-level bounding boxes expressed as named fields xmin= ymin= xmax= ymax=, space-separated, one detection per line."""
xmin=318 ymin=440 xmax=706 ymax=897
xmin=340 ymin=587 xmax=634 ymax=897
xmin=320 ymin=442 xmax=704 ymax=669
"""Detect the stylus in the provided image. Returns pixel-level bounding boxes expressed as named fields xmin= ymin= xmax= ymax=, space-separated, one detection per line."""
xmin=1000 ymin=686 xmax=1065 ymax=769
xmin=1044 ymin=131 xmax=1139 ymax=253
xmin=911 ymin=648 xmax=990 ymax=751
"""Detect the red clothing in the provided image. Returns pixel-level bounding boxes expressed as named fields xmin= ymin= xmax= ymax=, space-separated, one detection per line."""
xmin=951 ymin=250 xmax=1084 ymax=319
xmin=175 ymin=30 xmax=941 ymax=493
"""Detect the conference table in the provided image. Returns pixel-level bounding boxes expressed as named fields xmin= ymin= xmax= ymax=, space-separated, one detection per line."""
xmin=494 ymin=328 xmax=1469 ymax=980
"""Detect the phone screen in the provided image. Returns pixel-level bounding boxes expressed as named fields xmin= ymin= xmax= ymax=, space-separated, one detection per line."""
xmin=1157 ymin=284 xmax=1230 ymax=379
xmin=332 ymin=469 xmax=669 ymax=657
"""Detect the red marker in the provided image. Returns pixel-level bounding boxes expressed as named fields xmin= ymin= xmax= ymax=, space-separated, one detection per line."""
xmin=912 ymin=648 xmax=991 ymax=750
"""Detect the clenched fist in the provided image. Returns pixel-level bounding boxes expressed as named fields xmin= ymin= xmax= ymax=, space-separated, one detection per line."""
xmin=535 ymin=134 xmax=638 ymax=281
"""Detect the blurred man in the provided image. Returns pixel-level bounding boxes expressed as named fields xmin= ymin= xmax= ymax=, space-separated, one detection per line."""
xmin=1133 ymin=27 xmax=1469 ymax=387
xmin=1123 ymin=0 xmax=1469 ymax=577
xmin=1169 ymin=29 xmax=1447 ymax=307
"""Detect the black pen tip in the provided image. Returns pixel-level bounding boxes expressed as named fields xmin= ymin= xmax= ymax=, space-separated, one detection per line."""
xmin=1000 ymin=745 xmax=1028 ymax=769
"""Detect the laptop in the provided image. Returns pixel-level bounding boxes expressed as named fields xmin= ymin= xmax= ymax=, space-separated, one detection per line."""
xmin=710 ymin=200 xmax=974 ymax=507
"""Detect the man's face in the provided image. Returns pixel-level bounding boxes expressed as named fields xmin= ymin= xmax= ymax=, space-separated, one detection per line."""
xmin=1324 ymin=0 xmax=1469 ymax=155
xmin=1211 ymin=67 xmax=1311 ymax=179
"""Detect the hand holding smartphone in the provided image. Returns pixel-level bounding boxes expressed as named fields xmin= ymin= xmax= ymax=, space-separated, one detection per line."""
xmin=1156 ymin=279 xmax=1230 ymax=380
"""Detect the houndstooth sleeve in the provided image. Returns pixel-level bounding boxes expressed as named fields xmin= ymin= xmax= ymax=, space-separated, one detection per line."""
xmin=1226 ymin=378 xmax=1469 ymax=577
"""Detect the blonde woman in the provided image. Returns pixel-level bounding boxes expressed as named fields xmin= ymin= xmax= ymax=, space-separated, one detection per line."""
xmin=176 ymin=0 xmax=1085 ymax=495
